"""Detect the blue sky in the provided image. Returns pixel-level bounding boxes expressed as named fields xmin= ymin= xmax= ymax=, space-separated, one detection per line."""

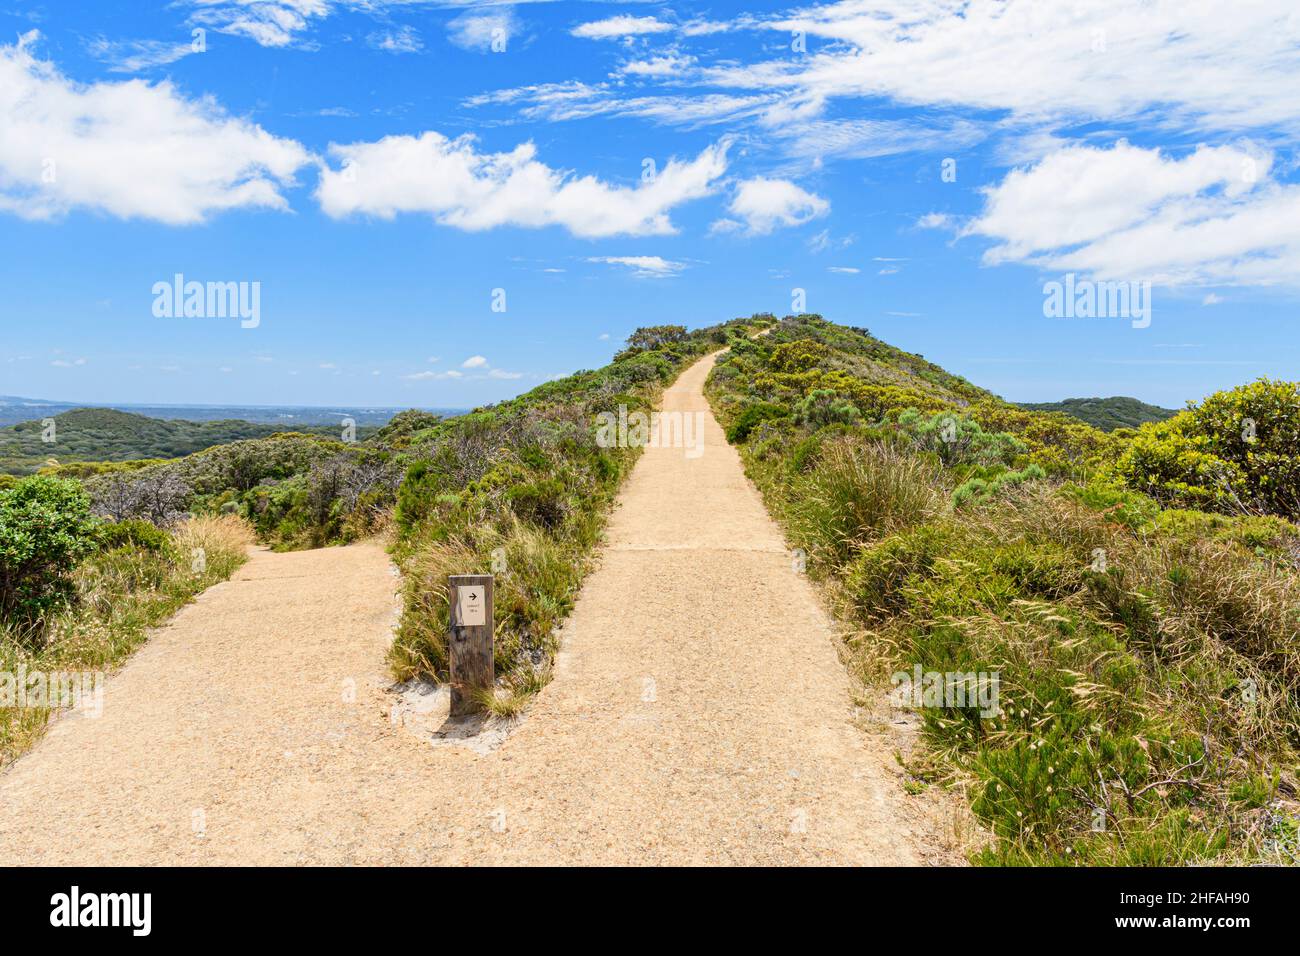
xmin=1 ymin=1 xmax=1297 ymax=410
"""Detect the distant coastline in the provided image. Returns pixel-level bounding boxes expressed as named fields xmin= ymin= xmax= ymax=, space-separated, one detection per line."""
xmin=0 ymin=396 xmax=466 ymax=428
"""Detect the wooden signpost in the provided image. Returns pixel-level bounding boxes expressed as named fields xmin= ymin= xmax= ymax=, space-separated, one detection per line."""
xmin=448 ymin=574 xmax=494 ymax=716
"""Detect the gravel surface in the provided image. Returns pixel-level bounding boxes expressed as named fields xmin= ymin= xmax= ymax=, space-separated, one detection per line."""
xmin=0 ymin=350 xmax=953 ymax=865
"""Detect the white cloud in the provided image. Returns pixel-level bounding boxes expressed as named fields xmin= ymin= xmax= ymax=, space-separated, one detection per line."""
xmin=588 ymin=256 xmax=686 ymax=279
xmin=0 ymin=33 xmax=312 ymax=223
xmin=368 ymin=25 xmax=422 ymax=54
xmin=183 ymin=0 xmax=324 ymax=47
xmin=962 ymin=141 xmax=1300 ymax=286
xmin=681 ymin=19 xmax=742 ymax=37
xmin=448 ymin=9 xmax=515 ymax=53
xmin=752 ymin=1 xmax=1300 ymax=135
xmin=711 ymin=177 xmax=828 ymax=235
xmin=572 ymin=16 xmax=674 ymax=40
xmin=411 ymin=354 xmax=522 ymax=380
xmin=185 ymin=0 xmax=330 ymax=48
xmin=86 ymin=36 xmax=197 ymax=73
xmin=807 ymin=228 xmax=853 ymax=253
xmin=967 ymin=141 xmax=1263 ymax=263
xmin=468 ymin=80 xmax=776 ymax=128
xmin=50 ymin=357 xmax=86 ymax=367
xmin=317 ymin=132 xmax=729 ymax=238
xmin=771 ymin=118 xmax=985 ymax=164
xmin=916 ymin=212 xmax=952 ymax=230
xmin=827 ymin=266 xmax=859 ymax=274
xmin=617 ymin=54 xmax=696 ymax=78
xmin=475 ymin=2 xmax=1300 ymax=169
xmin=1202 ymin=293 xmax=1224 ymax=305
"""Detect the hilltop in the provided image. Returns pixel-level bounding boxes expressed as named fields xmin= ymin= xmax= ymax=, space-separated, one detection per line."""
xmin=0 ymin=407 xmax=363 ymax=476
xmin=1017 ymin=396 xmax=1177 ymax=431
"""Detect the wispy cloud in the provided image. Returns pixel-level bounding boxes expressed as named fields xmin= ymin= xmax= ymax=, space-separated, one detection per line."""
xmin=368 ymin=25 xmax=422 ymax=54
xmin=572 ymin=16 xmax=674 ymax=40
xmin=587 ymin=255 xmax=686 ymax=278
xmin=448 ymin=9 xmax=515 ymax=53
xmin=86 ymin=36 xmax=198 ymax=73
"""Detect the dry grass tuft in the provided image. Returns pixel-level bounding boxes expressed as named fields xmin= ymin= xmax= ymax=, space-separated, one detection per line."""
xmin=173 ymin=513 xmax=255 ymax=557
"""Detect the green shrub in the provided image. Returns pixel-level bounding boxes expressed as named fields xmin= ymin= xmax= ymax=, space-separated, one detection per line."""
xmin=953 ymin=463 xmax=1046 ymax=508
xmin=374 ymin=409 xmax=442 ymax=446
xmin=896 ymin=409 xmax=1026 ymax=468
xmin=96 ymin=518 xmax=173 ymax=554
xmin=844 ymin=521 xmax=959 ymax=621
xmin=726 ymin=402 xmax=789 ymax=443
xmin=505 ymin=478 xmax=569 ymax=528
xmin=1113 ymin=378 xmax=1300 ymax=519
xmin=767 ymin=339 xmax=829 ymax=372
xmin=793 ymin=389 xmax=861 ymax=429
xmin=1062 ymin=480 xmax=1161 ymax=532
xmin=395 ymin=459 xmax=444 ymax=532
xmin=0 ymin=476 xmax=99 ymax=622
xmin=787 ymin=437 xmax=945 ymax=569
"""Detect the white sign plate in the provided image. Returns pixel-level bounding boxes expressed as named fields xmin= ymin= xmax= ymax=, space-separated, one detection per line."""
xmin=456 ymin=585 xmax=486 ymax=626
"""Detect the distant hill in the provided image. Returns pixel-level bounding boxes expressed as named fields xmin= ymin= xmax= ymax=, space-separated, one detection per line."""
xmin=1016 ymin=396 xmax=1178 ymax=432
xmin=0 ymin=395 xmax=461 ymax=428
xmin=0 ymin=408 xmax=362 ymax=476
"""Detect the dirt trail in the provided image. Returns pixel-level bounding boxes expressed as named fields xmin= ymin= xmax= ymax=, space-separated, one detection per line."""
xmin=0 ymin=350 xmax=950 ymax=865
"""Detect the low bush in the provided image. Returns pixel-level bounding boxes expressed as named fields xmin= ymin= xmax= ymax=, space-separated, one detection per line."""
xmin=793 ymin=389 xmax=861 ymax=429
xmin=0 ymin=476 xmax=99 ymax=623
xmin=96 ymin=518 xmax=173 ymax=554
xmin=786 ymin=437 xmax=945 ymax=570
xmin=1112 ymin=378 xmax=1300 ymax=519
xmin=725 ymin=402 xmax=789 ymax=443
xmin=952 ymin=463 xmax=1047 ymax=508
xmin=895 ymin=409 xmax=1026 ymax=468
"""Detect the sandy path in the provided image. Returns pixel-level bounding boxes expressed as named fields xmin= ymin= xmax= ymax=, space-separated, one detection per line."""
xmin=0 ymin=351 xmax=946 ymax=865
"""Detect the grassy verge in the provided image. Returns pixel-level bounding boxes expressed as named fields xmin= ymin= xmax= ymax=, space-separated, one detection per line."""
xmin=0 ymin=514 xmax=253 ymax=766
xmin=708 ymin=314 xmax=1300 ymax=865
xmin=387 ymin=319 xmax=766 ymax=714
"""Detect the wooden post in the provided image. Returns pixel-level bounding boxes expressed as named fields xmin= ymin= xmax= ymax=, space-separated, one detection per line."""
xmin=448 ymin=574 xmax=494 ymax=716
